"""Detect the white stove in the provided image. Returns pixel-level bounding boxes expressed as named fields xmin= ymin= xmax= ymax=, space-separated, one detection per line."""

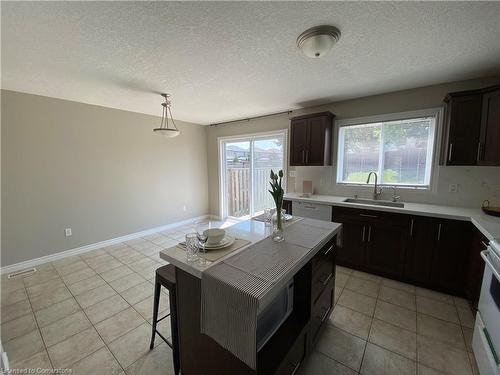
xmin=473 ymin=239 xmax=500 ymax=375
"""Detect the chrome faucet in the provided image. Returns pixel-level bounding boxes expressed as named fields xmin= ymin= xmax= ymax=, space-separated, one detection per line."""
xmin=391 ymin=186 xmax=400 ymax=202
xmin=366 ymin=172 xmax=382 ymax=200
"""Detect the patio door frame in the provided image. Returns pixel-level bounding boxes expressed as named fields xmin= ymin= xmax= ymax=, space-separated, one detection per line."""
xmin=218 ymin=129 xmax=288 ymax=219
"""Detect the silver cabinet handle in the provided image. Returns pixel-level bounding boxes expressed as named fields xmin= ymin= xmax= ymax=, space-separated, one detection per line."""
xmin=410 ymin=219 xmax=414 ymax=237
xmin=303 ymin=205 xmax=318 ymax=210
xmin=477 ymin=142 xmax=482 ymax=161
xmin=291 ymin=360 xmax=302 ymax=375
xmin=362 ymin=226 xmax=366 ymax=242
xmin=437 ymin=223 xmax=442 ymax=241
xmin=302 ymin=150 xmax=305 ymax=164
xmin=360 ymin=213 xmax=378 ymax=218
xmin=448 ymin=143 xmax=453 ymax=161
xmin=367 ymin=226 xmax=372 ymax=242
xmin=321 ymin=272 xmax=333 ymax=286
xmin=324 ymin=244 xmax=334 ymax=256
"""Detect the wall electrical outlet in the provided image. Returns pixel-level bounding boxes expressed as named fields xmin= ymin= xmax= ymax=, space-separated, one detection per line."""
xmin=289 ymin=170 xmax=296 ymax=178
xmin=65 ymin=228 xmax=72 ymax=237
xmin=448 ymin=184 xmax=459 ymax=193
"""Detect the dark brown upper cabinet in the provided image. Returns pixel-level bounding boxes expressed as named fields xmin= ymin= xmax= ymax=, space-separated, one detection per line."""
xmin=442 ymin=90 xmax=483 ymax=165
xmin=442 ymin=85 xmax=500 ymax=166
xmin=290 ymin=112 xmax=334 ymax=166
xmin=478 ymin=87 xmax=500 ymax=165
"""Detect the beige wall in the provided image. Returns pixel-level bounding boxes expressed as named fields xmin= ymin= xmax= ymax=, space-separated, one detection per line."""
xmin=207 ymin=75 xmax=500 ymax=216
xmin=1 ymin=90 xmax=208 ymax=266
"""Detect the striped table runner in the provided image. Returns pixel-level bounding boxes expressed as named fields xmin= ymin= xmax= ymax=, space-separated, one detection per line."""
xmin=200 ymin=218 xmax=337 ymax=369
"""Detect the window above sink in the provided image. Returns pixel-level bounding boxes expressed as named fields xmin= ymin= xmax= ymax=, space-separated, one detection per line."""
xmin=336 ymin=108 xmax=442 ymax=190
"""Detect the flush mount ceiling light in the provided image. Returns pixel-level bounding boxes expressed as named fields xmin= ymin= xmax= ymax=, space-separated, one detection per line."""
xmin=297 ymin=25 xmax=341 ymax=59
xmin=153 ymin=93 xmax=180 ymax=138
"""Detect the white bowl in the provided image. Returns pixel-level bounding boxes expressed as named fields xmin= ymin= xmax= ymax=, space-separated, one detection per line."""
xmin=203 ymin=228 xmax=226 ymax=245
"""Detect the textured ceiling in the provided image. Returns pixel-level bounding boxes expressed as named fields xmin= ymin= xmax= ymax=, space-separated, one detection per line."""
xmin=2 ymin=1 xmax=500 ymax=125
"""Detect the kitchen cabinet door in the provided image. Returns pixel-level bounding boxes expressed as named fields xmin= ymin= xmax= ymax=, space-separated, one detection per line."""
xmin=404 ymin=216 xmax=439 ymax=285
xmin=430 ymin=220 xmax=472 ymax=295
xmin=464 ymin=227 xmax=488 ymax=310
xmin=335 ymin=220 xmax=366 ymax=269
xmin=283 ymin=200 xmax=293 ymax=215
xmin=479 ymin=87 xmax=500 ymax=165
xmin=442 ymin=91 xmax=483 ymax=166
xmin=364 ymin=222 xmax=408 ymax=279
xmin=306 ymin=116 xmax=332 ymax=166
xmin=290 ymin=119 xmax=309 ymax=166
xmin=289 ymin=112 xmax=334 ymax=166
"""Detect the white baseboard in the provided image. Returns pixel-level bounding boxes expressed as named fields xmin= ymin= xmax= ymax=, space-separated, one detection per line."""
xmin=1 ymin=214 xmax=211 ymax=275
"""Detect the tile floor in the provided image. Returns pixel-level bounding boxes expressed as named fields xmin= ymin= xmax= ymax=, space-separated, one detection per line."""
xmin=1 ymin=221 xmax=480 ymax=375
xmin=299 ymin=266 xmax=480 ymax=375
xmin=0 ymin=223 xmax=208 ymax=374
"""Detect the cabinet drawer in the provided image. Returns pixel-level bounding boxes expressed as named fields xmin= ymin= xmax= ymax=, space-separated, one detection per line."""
xmin=312 ymin=237 xmax=336 ymax=270
xmin=274 ymin=329 xmax=307 ymax=375
xmin=312 ymin=260 xmax=334 ymax=304
xmin=310 ymin=280 xmax=334 ymax=345
xmin=292 ymin=201 xmax=332 ymax=221
xmin=333 ymin=206 xmax=409 ymax=226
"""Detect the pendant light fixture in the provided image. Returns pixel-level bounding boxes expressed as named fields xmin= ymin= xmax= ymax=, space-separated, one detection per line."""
xmin=153 ymin=93 xmax=180 ymax=137
xmin=297 ymin=25 xmax=341 ymax=59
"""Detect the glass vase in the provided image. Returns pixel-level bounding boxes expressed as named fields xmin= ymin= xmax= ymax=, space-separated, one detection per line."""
xmin=271 ymin=204 xmax=285 ymax=242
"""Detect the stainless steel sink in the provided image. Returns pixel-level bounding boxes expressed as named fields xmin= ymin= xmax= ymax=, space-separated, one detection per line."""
xmin=343 ymin=198 xmax=404 ymax=208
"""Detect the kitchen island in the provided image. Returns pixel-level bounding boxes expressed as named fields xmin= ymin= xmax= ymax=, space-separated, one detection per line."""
xmin=160 ymin=218 xmax=342 ymax=375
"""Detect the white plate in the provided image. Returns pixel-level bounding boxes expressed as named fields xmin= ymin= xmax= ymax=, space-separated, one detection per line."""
xmin=204 ymin=235 xmax=235 ymax=250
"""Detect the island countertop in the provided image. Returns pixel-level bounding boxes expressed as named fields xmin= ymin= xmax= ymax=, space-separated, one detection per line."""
xmin=159 ymin=218 xmax=342 ymax=281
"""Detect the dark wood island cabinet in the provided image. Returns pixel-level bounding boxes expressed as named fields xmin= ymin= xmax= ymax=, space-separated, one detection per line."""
xmin=161 ymin=221 xmax=340 ymax=375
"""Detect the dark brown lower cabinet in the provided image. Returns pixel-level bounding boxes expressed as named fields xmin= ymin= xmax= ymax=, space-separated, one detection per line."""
xmin=283 ymin=199 xmax=293 ymax=215
xmin=333 ymin=207 xmax=408 ymax=279
xmin=335 ymin=219 xmax=366 ymax=268
xmin=429 ymin=220 xmax=471 ymax=295
xmin=404 ymin=216 xmax=439 ymax=285
xmin=365 ymin=220 xmax=408 ymax=279
xmin=464 ymin=228 xmax=488 ymax=310
xmin=333 ymin=206 xmax=477 ymax=299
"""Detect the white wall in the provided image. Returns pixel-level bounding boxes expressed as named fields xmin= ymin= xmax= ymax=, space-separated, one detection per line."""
xmin=1 ymin=90 xmax=209 ymax=266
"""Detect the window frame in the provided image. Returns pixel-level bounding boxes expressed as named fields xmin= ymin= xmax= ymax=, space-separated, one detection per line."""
xmin=334 ymin=108 xmax=443 ymax=191
xmin=217 ymin=129 xmax=288 ymax=219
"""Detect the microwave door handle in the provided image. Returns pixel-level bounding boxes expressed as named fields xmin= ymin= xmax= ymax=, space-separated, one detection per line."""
xmin=481 ymin=250 xmax=500 ymax=281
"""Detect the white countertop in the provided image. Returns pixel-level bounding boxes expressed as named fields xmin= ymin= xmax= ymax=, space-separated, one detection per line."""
xmin=160 ymin=218 xmax=342 ymax=280
xmin=285 ymin=193 xmax=500 ymax=241
xmin=160 ymin=220 xmax=270 ymax=278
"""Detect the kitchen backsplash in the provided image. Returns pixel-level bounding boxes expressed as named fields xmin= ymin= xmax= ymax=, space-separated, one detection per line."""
xmin=288 ymin=166 xmax=500 ymax=208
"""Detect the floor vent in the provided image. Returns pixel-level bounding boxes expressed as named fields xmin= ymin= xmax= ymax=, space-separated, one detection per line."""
xmin=7 ymin=268 xmax=37 ymax=278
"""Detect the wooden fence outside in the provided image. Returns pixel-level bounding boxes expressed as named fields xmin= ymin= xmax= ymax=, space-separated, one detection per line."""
xmin=227 ymin=167 xmax=275 ymax=217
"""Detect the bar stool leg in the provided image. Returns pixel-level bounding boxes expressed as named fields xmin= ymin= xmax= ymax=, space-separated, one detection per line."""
xmin=170 ymin=286 xmax=180 ymax=375
xmin=149 ymin=280 xmax=161 ymax=350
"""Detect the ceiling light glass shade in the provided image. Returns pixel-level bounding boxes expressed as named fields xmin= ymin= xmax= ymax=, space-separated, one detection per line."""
xmin=153 ymin=93 xmax=180 ymax=137
xmin=153 ymin=128 xmax=180 ymax=137
xmin=297 ymin=25 xmax=341 ymax=59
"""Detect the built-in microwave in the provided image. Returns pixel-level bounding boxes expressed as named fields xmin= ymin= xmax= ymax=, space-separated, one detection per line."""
xmin=256 ymin=279 xmax=294 ymax=351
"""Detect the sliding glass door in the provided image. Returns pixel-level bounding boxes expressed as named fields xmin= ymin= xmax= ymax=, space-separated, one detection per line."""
xmin=220 ymin=131 xmax=286 ymax=218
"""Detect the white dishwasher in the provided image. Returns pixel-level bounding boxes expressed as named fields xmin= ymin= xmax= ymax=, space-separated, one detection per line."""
xmin=292 ymin=201 xmax=332 ymax=221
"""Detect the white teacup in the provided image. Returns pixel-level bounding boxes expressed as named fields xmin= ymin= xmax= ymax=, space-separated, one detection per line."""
xmin=203 ymin=228 xmax=226 ymax=245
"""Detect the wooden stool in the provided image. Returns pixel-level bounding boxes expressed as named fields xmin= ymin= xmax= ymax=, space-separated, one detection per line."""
xmin=150 ymin=264 xmax=180 ymax=375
